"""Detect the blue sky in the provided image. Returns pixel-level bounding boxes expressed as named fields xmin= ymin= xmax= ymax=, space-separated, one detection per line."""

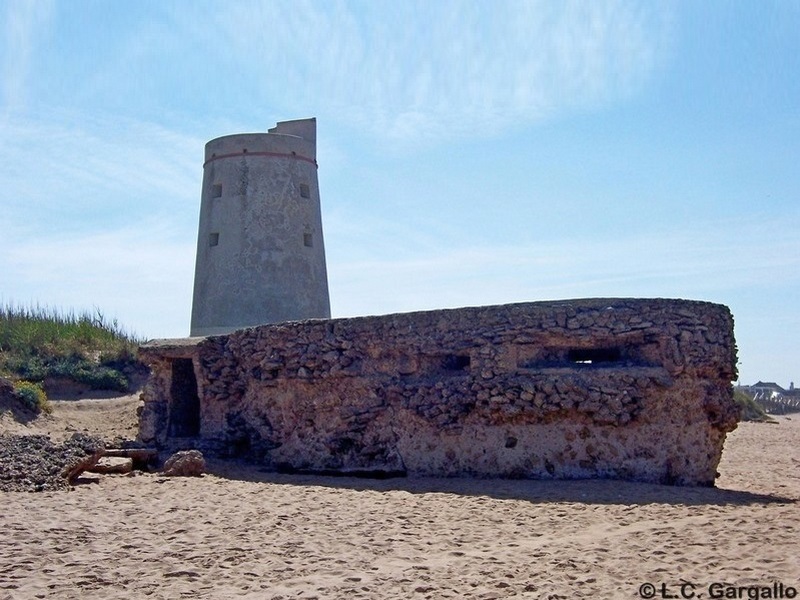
xmin=1 ymin=1 xmax=798 ymax=386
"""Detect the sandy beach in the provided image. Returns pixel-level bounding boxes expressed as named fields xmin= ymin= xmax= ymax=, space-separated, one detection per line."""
xmin=1 ymin=397 xmax=798 ymax=599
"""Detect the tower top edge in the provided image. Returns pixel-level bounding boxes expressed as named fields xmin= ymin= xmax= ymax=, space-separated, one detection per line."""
xmin=207 ymin=117 xmax=317 ymax=145
xmin=205 ymin=121 xmax=317 ymax=162
xmin=268 ymin=117 xmax=316 ymax=142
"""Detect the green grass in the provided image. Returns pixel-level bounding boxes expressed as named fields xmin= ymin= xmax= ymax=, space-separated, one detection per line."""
xmin=0 ymin=303 xmax=145 ymax=392
xmin=12 ymin=380 xmax=52 ymax=414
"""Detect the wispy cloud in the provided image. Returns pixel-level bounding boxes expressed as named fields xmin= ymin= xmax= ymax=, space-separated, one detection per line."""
xmin=1 ymin=0 xmax=53 ymax=118
xmin=15 ymin=2 xmax=670 ymax=143
xmin=0 ymin=111 xmax=204 ymax=338
xmin=327 ymin=212 xmax=800 ymax=318
xmin=202 ymin=1 xmax=673 ymax=141
xmin=3 ymin=220 xmax=196 ymax=339
xmin=0 ymin=111 xmax=202 ymax=234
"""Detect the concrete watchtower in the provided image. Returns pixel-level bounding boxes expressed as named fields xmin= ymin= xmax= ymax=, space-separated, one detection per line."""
xmin=190 ymin=118 xmax=331 ymax=337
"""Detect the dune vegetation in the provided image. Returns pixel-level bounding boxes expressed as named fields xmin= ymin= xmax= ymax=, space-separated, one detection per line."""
xmin=0 ymin=303 xmax=144 ymax=394
xmin=733 ymin=387 xmax=775 ymax=423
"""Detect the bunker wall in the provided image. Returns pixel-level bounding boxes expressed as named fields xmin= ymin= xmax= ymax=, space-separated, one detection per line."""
xmin=139 ymin=298 xmax=738 ymax=485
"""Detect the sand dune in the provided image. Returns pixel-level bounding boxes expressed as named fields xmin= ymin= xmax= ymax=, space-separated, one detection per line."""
xmin=1 ymin=407 xmax=798 ymax=599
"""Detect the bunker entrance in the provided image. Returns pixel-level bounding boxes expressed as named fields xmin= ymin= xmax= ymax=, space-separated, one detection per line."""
xmin=168 ymin=358 xmax=200 ymax=437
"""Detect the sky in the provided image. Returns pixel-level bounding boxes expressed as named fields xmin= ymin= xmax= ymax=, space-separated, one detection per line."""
xmin=1 ymin=1 xmax=798 ymax=386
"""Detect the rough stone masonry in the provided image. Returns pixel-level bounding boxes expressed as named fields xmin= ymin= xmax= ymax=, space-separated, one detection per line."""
xmin=138 ymin=298 xmax=739 ymax=485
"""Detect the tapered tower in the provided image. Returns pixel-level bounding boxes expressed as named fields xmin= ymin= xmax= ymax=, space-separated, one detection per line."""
xmin=190 ymin=118 xmax=331 ymax=337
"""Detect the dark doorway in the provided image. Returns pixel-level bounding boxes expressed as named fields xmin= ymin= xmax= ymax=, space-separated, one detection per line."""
xmin=169 ymin=358 xmax=200 ymax=437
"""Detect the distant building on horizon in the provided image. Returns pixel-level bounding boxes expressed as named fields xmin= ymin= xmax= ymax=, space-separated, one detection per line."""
xmin=740 ymin=380 xmax=800 ymax=414
xmin=190 ymin=118 xmax=331 ymax=337
xmin=748 ymin=381 xmax=786 ymax=395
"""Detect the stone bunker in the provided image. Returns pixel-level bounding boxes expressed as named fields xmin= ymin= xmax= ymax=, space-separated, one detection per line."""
xmin=138 ymin=298 xmax=739 ymax=486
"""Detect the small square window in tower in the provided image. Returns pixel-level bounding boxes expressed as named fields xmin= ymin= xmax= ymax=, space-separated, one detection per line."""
xmin=211 ymin=183 xmax=222 ymax=198
xmin=209 ymin=232 xmax=220 ymax=247
xmin=299 ymin=183 xmax=310 ymax=199
xmin=303 ymin=233 xmax=313 ymax=247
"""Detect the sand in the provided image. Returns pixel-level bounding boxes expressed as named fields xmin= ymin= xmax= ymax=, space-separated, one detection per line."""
xmin=1 ymin=396 xmax=798 ymax=599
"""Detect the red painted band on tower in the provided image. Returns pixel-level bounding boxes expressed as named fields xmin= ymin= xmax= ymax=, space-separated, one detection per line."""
xmin=203 ymin=150 xmax=318 ymax=168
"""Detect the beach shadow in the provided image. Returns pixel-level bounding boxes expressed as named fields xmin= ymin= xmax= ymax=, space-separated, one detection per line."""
xmin=204 ymin=460 xmax=796 ymax=507
xmin=46 ymin=388 xmax=141 ymax=402
xmin=43 ymin=371 xmax=148 ymax=401
xmin=0 ymin=395 xmax=39 ymax=425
